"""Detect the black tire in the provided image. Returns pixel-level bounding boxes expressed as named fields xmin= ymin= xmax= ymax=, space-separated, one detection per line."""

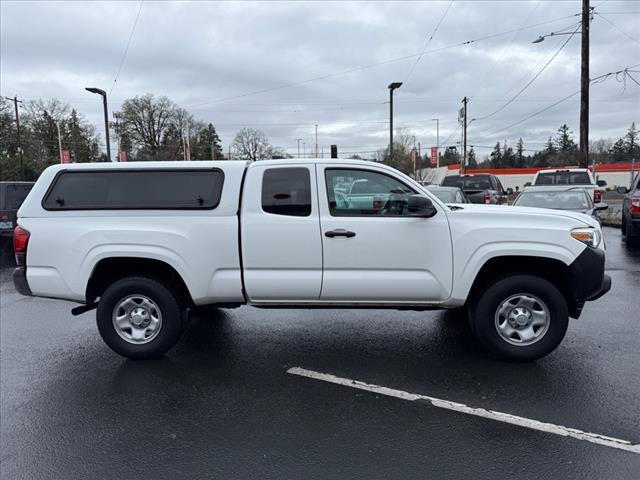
xmin=625 ymin=217 xmax=640 ymax=248
xmin=470 ymin=274 xmax=569 ymax=362
xmin=96 ymin=276 xmax=184 ymax=359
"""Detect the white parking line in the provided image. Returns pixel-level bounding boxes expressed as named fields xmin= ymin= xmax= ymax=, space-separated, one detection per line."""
xmin=287 ymin=367 xmax=640 ymax=455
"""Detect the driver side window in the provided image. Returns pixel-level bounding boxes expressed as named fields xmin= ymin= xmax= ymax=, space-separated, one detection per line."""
xmin=325 ymin=168 xmax=416 ymax=216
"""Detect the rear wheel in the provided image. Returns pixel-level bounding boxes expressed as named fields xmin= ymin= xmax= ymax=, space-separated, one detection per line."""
xmin=470 ymin=275 xmax=568 ymax=361
xmin=624 ymin=217 xmax=640 ymax=248
xmin=96 ymin=277 xmax=184 ymax=359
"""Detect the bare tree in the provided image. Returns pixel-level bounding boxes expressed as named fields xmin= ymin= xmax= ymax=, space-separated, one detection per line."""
xmin=232 ymin=128 xmax=274 ymax=161
xmin=119 ymin=94 xmax=178 ymax=159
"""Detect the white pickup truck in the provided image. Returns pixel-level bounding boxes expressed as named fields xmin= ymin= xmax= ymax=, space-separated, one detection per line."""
xmin=12 ymin=159 xmax=611 ymax=361
xmin=527 ymin=168 xmax=607 ymax=204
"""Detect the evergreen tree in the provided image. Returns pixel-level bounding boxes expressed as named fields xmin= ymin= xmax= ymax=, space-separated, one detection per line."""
xmin=624 ymin=122 xmax=639 ymax=158
xmin=516 ymin=138 xmax=525 ymax=167
xmin=610 ymin=138 xmax=626 ymax=162
xmin=467 ymin=147 xmax=477 ymax=168
xmin=490 ymin=142 xmax=502 ymax=168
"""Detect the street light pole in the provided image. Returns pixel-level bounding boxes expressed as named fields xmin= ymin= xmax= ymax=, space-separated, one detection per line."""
xmin=295 ymin=138 xmax=302 ymax=159
xmin=462 ymin=97 xmax=468 ymax=174
xmin=85 ymin=87 xmax=111 ymax=162
xmin=388 ymin=82 xmax=402 ymax=159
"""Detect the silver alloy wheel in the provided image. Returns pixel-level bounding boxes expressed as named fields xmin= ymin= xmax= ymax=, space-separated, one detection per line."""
xmin=112 ymin=294 xmax=163 ymax=345
xmin=494 ymin=293 xmax=550 ymax=346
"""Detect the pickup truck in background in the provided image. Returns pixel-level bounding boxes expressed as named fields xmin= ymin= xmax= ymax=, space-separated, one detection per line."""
xmin=617 ymin=172 xmax=640 ymax=248
xmin=12 ymin=159 xmax=610 ymax=361
xmin=0 ymin=181 xmax=34 ymax=238
xmin=440 ymin=174 xmax=509 ymax=204
xmin=526 ymin=168 xmax=607 ymax=204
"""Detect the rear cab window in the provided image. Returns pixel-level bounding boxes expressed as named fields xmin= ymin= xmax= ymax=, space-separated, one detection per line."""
xmin=534 ymin=171 xmax=592 ymax=185
xmin=42 ymin=169 xmax=224 ymax=210
xmin=261 ymin=167 xmax=311 ymax=217
xmin=442 ymin=175 xmax=493 ymax=190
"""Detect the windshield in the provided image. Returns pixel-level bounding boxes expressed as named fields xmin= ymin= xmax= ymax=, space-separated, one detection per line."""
xmin=3 ymin=184 xmax=33 ymax=209
xmin=534 ymin=171 xmax=591 ymax=185
xmin=514 ymin=190 xmax=591 ymax=210
xmin=430 ymin=189 xmax=456 ymax=203
xmin=442 ymin=176 xmax=492 ymax=190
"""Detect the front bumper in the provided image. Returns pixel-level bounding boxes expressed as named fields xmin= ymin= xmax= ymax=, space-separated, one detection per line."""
xmin=567 ymin=246 xmax=611 ymax=317
xmin=12 ymin=267 xmax=32 ymax=296
xmin=586 ymin=274 xmax=611 ymax=301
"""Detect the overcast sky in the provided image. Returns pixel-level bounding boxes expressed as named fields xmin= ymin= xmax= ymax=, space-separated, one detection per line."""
xmin=1 ymin=0 xmax=639 ymax=159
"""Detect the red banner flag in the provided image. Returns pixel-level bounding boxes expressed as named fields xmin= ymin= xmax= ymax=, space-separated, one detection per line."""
xmin=61 ymin=149 xmax=71 ymax=164
xmin=430 ymin=147 xmax=438 ymax=166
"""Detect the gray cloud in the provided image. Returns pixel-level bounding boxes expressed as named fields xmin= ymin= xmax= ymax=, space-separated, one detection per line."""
xmin=1 ymin=0 xmax=638 ymax=158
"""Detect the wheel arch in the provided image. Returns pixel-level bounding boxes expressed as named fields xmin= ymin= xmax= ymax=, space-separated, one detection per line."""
xmin=86 ymin=257 xmax=194 ymax=306
xmin=465 ymin=255 xmax=580 ymax=318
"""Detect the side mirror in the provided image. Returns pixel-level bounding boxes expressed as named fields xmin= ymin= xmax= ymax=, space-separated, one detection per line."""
xmin=524 ymin=182 xmax=531 ymax=187
xmin=506 ymin=187 xmax=514 ymax=195
xmin=595 ymin=202 xmax=609 ymax=211
xmin=408 ymin=195 xmax=437 ymax=218
xmin=597 ymin=180 xmax=607 ymax=187
xmin=616 ymin=186 xmax=629 ymax=194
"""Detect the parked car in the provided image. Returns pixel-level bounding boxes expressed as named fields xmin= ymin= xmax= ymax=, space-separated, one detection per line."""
xmin=13 ymin=159 xmax=610 ymax=361
xmin=513 ymin=187 xmax=608 ymax=223
xmin=425 ymin=185 xmax=469 ymax=203
xmin=441 ymin=174 xmax=509 ymax=204
xmin=526 ymin=168 xmax=606 ymax=204
xmin=617 ymin=173 xmax=640 ymax=248
xmin=0 ymin=182 xmax=35 ymax=238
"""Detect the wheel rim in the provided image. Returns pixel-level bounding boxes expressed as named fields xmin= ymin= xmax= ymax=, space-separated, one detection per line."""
xmin=112 ymin=294 xmax=163 ymax=345
xmin=494 ymin=293 xmax=550 ymax=346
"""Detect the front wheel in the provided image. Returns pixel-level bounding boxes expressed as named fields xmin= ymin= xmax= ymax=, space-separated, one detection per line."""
xmin=470 ymin=275 xmax=568 ymax=361
xmin=96 ymin=277 xmax=184 ymax=359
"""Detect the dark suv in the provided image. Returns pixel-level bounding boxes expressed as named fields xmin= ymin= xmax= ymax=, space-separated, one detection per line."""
xmin=0 ymin=182 xmax=34 ymax=238
xmin=441 ymin=174 xmax=509 ymax=204
xmin=618 ymin=173 xmax=640 ymax=248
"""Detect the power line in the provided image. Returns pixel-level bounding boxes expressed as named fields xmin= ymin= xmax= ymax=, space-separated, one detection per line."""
xmin=185 ymin=13 xmax=580 ymax=108
xmin=473 ymin=23 xmax=581 ymax=123
xmin=488 ymin=64 xmax=640 ymax=135
xmin=403 ymin=0 xmax=454 ymax=85
xmin=109 ymin=0 xmax=145 ymax=96
xmin=596 ymin=13 xmax=640 ymax=44
xmin=473 ymin=1 xmax=542 ymax=96
xmin=440 ymin=124 xmax=462 ymax=147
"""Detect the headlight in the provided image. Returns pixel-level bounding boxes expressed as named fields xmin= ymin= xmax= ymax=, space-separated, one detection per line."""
xmin=570 ymin=227 xmax=601 ymax=248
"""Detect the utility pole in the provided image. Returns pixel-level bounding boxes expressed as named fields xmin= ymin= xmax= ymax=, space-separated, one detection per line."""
xmin=113 ymin=112 xmax=121 ymax=161
xmin=579 ymin=0 xmax=591 ymax=168
xmin=432 ymin=118 xmax=439 ymax=168
xmin=56 ymin=122 xmax=63 ymax=163
xmin=462 ymin=97 xmax=468 ymax=174
xmin=4 ymin=96 xmax=24 ymax=177
xmin=228 ymin=144 xmax=231 ymax=160
xmin=315 ymin=124 xmax=318 ymax=158
xmin=185 ymin=121 xmax=191 ymax=161
xmin=303 ymin=142 xmax=306 ymax=158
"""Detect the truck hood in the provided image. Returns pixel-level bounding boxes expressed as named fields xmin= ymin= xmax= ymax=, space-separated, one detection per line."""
xmin=450 ymin=203 xmax=598 ymax=228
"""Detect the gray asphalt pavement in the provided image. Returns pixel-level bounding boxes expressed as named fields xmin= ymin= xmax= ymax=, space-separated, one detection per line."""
xmin=1 ymin=227 xmax=639 ymax=479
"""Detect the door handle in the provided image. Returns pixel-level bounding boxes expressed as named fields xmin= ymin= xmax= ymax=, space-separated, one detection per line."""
xmin=325 ymin=229 xmax=356 ymax=238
